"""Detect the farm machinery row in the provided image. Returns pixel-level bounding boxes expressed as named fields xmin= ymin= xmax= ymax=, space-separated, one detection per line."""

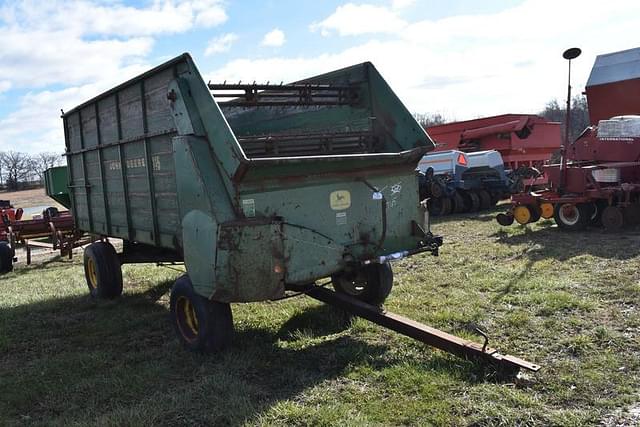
xmin=498 ymin=47 xmax=640 ymax=231
xmin=416 ymin=114 xmax=562 ymax=216
xmin=417 ymin=149 xmax=539 ymax=216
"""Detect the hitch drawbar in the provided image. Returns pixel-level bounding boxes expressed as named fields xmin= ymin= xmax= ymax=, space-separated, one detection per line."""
xmin=306 ymin=286 xmax=541 ymax=374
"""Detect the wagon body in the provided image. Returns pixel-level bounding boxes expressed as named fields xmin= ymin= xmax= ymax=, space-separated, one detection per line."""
xmin=63 ymin=53 xmax=439 ymax=302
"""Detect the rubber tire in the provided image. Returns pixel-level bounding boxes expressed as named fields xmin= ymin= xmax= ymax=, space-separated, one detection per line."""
xmin=170 ymin=275 xmax=233 ymax=353
xmin=553 ymin=203 xmax=590 ymax=231
xmin=0 ymin=241 xmax=13 ymax=274
xmin=429 ymin=197 xmax=452 ymax=216
xmin=452 ymin=191 xmax=467 ymax=213
xmin=83 ymin=242 xmax=123 ymax=299
xmin=332 ymin=263 xmax=393 ymax=306
xmin=496 ymin=213 xmax=514 ymax=226
xmin=430 ymin=181 xmax=444 ymax=198
xmin=441 ymin=197 xmax=453 ymax=215
xmin=602 ymin=206 xmax=625 ymax=231
xmin=43 ymin=206 xmax=59 ymax=219
xmin=589 ymin=200 xmax=607 ymax=227
xmin=528 ymin=204 xmax=541 ymax=223
xmin=468 ymin=191 xmax=481 ymax=212
xmin=478 ymin=190 xmax=492 ymax=210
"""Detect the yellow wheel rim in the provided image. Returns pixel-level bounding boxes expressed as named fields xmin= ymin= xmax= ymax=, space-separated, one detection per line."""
xmin=177 ymin=296 xmax=199 ymax=341
xmin=86 ymin=257 xmax=98 ymax=289
xmin=540 ymin=203 xmax=554 ymax=219
xmin=513 ymin=205 xmax=532 ymax=224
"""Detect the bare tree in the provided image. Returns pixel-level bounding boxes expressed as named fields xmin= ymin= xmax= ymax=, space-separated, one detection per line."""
xmin=33 ymin=152 xmax=64 ymax=182
xmin=0 ymin=151 xmax=32 ymax=190
xmin=414 ymin=112 xmax=448 ymax=129
xmin=540 ymin=95 xmax=590 ymax=144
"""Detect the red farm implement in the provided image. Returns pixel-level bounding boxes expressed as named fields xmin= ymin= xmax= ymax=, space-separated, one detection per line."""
xmin=0 ymin=206 xmax=89 ymax=273
xmin=0 ymin=168 xmax=91 ymax=273
xmin=427 ymin=114 xmax=562 ymax=185
xmin=498 ymin=47 xmax=640 ymax=231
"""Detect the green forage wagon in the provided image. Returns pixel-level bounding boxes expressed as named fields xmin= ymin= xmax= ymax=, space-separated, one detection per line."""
xmin=61 ymin=53 xmax=441 ymax=351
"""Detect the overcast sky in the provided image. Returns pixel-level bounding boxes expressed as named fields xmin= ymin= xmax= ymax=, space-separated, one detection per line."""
xmin=0 ymin=0 xmax=638 ymax=154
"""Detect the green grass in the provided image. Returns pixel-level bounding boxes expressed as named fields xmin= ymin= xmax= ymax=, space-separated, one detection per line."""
xmin=1 ymin=209 xmax=639 ymax=426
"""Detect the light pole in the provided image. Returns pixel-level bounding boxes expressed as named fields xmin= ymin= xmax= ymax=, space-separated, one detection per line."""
xmin=559 ymin=47 xmax=581 ymax=192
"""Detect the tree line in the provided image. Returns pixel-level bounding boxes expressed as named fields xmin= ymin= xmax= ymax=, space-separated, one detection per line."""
xmin=415 ymin=95 xmax=591 ymax=144
xmin=0 ymin=151 xmax=64 ymax=191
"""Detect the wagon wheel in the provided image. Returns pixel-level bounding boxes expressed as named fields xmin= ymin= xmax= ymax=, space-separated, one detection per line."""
xmin=332 ymin=263 xmax=393 ymax=306
xmin=513 ymin=205 xmax=540 ymax=224
xmin=539 ymin=203 xmax=554 ymax=220
xmin=170 ymin=275 xmax=233 ymax=352
xmin=601 ymin=206 xmax=624 ymax=231
xmin=0 ymin=241 xmax=13 ymax=274
xmin=478 ymin=190 xmax=492 ymax=210
xmin=554 ymin=203 xmax=590 ymax=231
xmin=83 ymin=241 xmax=123 ymax=298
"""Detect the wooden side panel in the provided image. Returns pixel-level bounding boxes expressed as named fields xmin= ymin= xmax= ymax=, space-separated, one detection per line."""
xmin=64 ymin=55 xmax=184 ymax=248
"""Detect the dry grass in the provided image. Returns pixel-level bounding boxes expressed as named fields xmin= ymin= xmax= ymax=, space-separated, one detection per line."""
xmin=1 ymin=208 xmax=639 ymax=426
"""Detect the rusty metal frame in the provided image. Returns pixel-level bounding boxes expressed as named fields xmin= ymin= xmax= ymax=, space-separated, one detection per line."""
xmin=305 ymin=286 xmax=541 ymax=374
xmin=208 ymin=82 xmax=359 ymax=107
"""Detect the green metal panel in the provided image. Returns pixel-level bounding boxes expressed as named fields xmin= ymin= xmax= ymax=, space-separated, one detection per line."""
xmin=63 ymin=55 xmax=187 ymax=248
xmin=44 ymin=166 xmax=71 ymax=209
xmin=63 ymin=53 xmax=438 ymax=303
xmin=214 ymin=220 xmax=285 ymax=302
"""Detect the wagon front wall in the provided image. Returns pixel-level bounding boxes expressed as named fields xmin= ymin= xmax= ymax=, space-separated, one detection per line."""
xmin=64 ymin=61 xmax=185 ymax=250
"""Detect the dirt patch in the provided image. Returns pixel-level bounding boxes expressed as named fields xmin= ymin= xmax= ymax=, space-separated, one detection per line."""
xmin=0 ymin=188 xmax=64 ymax=210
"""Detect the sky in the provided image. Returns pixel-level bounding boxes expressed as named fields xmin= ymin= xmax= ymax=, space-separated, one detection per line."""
xmin=0 ymin=0 xmax=639 ymax=154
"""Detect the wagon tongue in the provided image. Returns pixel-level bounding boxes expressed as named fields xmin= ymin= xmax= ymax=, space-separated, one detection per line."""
xmin=306 ymin=286 xmax=541 ymax=375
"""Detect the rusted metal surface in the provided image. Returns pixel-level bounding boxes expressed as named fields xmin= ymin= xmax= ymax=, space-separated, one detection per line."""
xmin=305 ymin=286 xmax=541 ymax=374
xmin=208 ymin=82 xmax=359 ymax=107
xmin=237 ymin=130 xmax=381 ymax=158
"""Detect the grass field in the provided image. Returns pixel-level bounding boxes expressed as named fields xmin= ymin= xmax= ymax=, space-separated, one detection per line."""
xmin=1 ymin=208 xmax=639 ymax=426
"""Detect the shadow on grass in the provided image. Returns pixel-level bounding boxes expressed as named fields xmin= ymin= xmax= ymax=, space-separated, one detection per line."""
xmin=277 ymin=303 xmax=353 ymax=341
xmin=7 ymin=254 xmax=71 ymax=277
xmin=431 ymin=207 xmax=503 ymax=225
xmin=491 ymin=225 xmax=640 ymax=261
xmin=0 ymin=280 xmax=514 ymax=425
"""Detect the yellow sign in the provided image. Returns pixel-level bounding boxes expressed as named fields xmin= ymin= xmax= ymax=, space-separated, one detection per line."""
xmin=330 ymin=190 xmax=351 ymax=210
